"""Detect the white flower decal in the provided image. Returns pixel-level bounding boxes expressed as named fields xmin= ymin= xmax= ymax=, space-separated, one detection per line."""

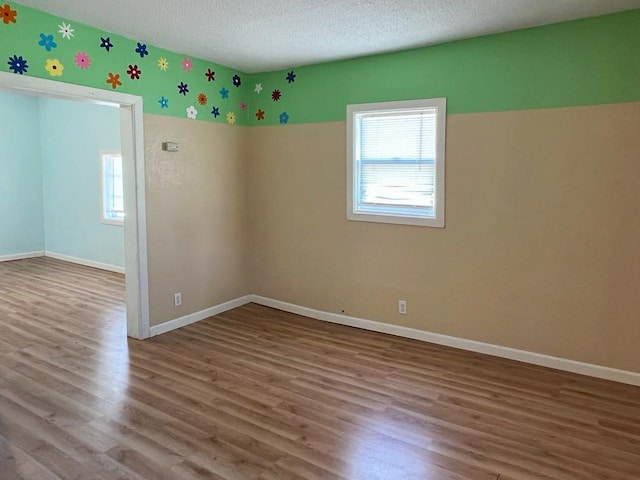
xmin=58 ymin=22 xmax=74 ymax=40
xmin=254 ymin=83 xmax=263 ymax=94
xmin=186 ymin=106 xmax=198 ymax=120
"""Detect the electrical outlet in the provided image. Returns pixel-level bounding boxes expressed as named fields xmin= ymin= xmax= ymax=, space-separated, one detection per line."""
xmin=174 ymin=292 xmax=182 ymax=307
xmin=398 ymin=300 xmax=407 ymax=315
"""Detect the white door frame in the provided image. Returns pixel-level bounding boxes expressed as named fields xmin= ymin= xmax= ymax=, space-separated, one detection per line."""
xmin=0 ymin=71 xmax=150 ymax=339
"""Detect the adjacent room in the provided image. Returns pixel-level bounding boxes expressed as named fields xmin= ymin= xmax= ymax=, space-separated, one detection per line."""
xmin=0 ymin=89 xmax=126 ymax=335
xmin=1 ymin=1 xmax=639 ymax=479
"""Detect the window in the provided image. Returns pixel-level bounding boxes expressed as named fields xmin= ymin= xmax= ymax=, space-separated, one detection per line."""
xmin=347 ymin=98 xmax=446 ymax=227
xmin=101 ymin=151 xmax=124 ymax=224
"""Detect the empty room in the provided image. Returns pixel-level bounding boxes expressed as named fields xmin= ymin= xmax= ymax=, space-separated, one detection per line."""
xmin=1 ymin=1 xmax=639 ymax=479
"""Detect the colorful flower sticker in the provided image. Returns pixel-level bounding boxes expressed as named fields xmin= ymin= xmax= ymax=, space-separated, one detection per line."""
xmin=205 ymin=68 xmax=215 ymax=82
xmin=157 ymin=57 xmax=169 ymax=71
xmin=177 ymin=82 xmax=189 ymax=95
xmin=197 ymin=93 xmax=208 ymax=106
xmin=271 ymin=89 xmax=281 ymax=102
xmin=135 ymin=42 xmax=149 ymax=57
xmin=1 ymin=3 xmax=17 ymax=24
xmin=7 ymin=55 xmax=27 ymax=74
xmin=286 ymin=71 xmax=296 ymax=83
xmin=44 ymin=58 xmax=63 ymax=77
xmin=232 ymin=74 xmax=241 ymax=87
xmin=186 ymin=106 xmax=198 ymax=120
xmin=279 ymin=112 xmax=290 ymax=124
xmin=220 ymin=87 xmax=229 ymax=99
xmin=211 ymin=107 xmax=220 ymax=118
xmin=127 ymin=64 xmax=142 ymax=80
xmin=254 ymin=83 xmax=263 ymax=94
xmin=58 ymin=22 xmax=74 ymax=39
xmin=240 ymin=101 xmax=247 ymax=111
xmin=106 ymin=72 xmax=122 ymax=89
xmin=158 ymin=96 xmax=169 ymax=109
xmin=181 ymin=58 xmax=192 ymax=71
xmin=256 ymin=109 xmax=265 ymax=121
xmin=100 ymin=36 xmax=113 ymax=52
xmin=74 ymin=52 xmax=90 ymax=69
xmin=226 ymin=112 xmax=236 ymax=125
xmin=38 ymin=33 xmax=57 ymax=52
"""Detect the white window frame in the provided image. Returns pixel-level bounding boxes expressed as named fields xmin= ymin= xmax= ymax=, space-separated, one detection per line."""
xmin=100 ymin=150 xmax=125 ymax=225
xmin=346 ymin=98 xmax=446 ymax=227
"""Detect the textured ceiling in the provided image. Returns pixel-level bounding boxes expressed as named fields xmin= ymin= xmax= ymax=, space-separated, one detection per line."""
xmin=17 ymin=0 xmax=640 ymax=73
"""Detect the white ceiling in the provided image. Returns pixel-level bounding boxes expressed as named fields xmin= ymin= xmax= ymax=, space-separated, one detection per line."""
xmin=18 ymin=0 xmax=640 ymax=73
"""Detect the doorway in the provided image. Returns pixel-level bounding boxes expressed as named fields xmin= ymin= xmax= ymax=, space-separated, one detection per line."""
xmin=0 ymin=71 xmax=150 ymax=339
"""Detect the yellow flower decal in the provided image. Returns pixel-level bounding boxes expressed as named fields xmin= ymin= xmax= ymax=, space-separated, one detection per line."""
xmin=45 ymin=58 xmax=63 ymax=77
xmin=157 ymin=57 xmax=169 ymax=71
xmin=226 ymin=111 xmax=236 ymax=125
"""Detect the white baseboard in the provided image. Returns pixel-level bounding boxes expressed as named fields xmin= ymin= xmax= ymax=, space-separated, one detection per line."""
xmin=149 ymin=295 xmax=253 ymax=337
xmin=249 ymin=295 xmax=640 ymax=387
xmin=140 ymin=292 xmax=640 ymax=386
xmin=45 ymin=251 xmax=125 ymax=274
xmin=0 ymin=251 xmax=45 ymax=262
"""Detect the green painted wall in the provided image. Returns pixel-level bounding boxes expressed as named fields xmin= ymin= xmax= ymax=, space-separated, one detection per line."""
xmin=2 ymin=2 xmax=250 ymax=124
xmin=247 ymin=9 xmax=640 ymax=125
xmin=3 ymin=3 xmax=639 ymax=127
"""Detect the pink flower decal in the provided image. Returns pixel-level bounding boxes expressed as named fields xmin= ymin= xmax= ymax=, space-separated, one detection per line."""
xmin=240 ymin=101 xmax=247 ymax=111
xmin=74 ymin=52 xmax=90 ymax=69
xmin=181 ymin=57 xmax=193 ymax=71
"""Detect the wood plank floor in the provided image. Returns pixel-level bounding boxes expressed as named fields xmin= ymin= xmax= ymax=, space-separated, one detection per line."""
xmin=0 ymin=257 xmax=639 ymax=479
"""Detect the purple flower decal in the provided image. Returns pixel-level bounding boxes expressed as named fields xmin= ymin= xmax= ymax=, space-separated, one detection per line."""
xmin=100 ymin=36 xmax=113 ymax=52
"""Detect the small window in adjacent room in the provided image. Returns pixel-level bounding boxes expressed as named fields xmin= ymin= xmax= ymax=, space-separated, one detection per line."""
xmin=101 ymin=151 xmax=124 ymax=224
xmin=347 ymin=98 xmax=446 ymax=227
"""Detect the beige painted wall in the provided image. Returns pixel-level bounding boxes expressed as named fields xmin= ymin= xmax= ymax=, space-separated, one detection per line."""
xmin=247 ymin=102 xmax=640 ymax=373
xmin=143 ymin=115 xmax=250 ymax=326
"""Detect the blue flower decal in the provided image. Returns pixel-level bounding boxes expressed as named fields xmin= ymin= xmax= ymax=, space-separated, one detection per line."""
xmin=220 ymin=87 xmax=229 ymax=99
xmin=279 ymin=112 xmax=290 ymax=124
xmin=100 ymin=37 xmax=113 ymax=52
xmin=177 ymin=82 xmax=189 ymax=95
xmin=286 ymin=71 xmax=296 ymax=83
xmin=211 ymin=107 xmax=220 ymax=118
xmin=158 ymin=97 xmax=169 ymax=109
xmin=232 ymin=74 xmax=241 ymax=87
xmin=7 ymin=55 xmax=28 ymax=74
xmin=135 ymin=42 xmax=149 ymax=58
xmin=38 ymin=33 xmax=57 ymax=52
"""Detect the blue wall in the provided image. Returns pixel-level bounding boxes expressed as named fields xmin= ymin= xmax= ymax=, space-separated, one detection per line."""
xmin=40 ymin=98 xmax=123 ymax=268
xmin=0 ymin=91 xmax=45 ymax=256
xmin=0 ymin=91 xmax=123 ymax=267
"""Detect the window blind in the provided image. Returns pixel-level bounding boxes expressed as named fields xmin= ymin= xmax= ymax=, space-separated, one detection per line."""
xmin=356 ymin=109 xmax=437 ymax=215
xmin=103 ymin=154 xmax=125 ymax=220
